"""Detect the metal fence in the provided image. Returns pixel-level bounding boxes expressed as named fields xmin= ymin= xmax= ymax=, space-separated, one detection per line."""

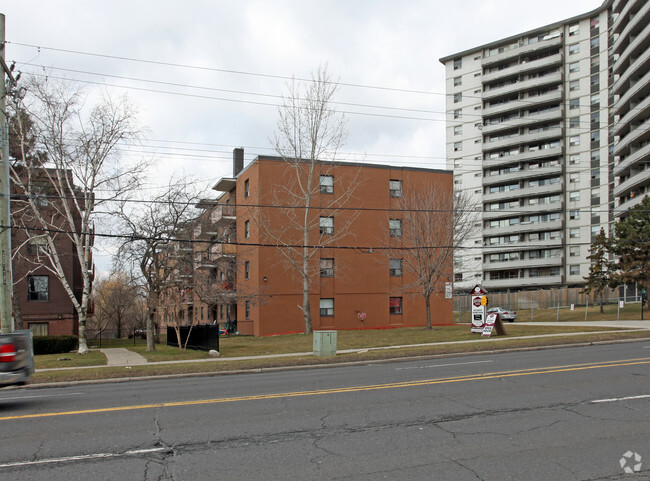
xmin=167 ymin=324 xmax=220 ymax=352
xmin=86 ymin=328 xmax=150 ymax=348
xmin=452 ymin=285 xmax=645 ymax=323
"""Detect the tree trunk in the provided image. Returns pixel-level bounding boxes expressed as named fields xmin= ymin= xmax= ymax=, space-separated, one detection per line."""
xmin=302 ymin=235 xmax=312 ymax=334
xmin=78 ymin=318 xmax=89 ymax=354
xmin=425 ymin=294 xmax=432 ymax=330
xmin=146 ymin=308 xmax=156 ymax=351
xmin=303 ymin=272 xmax=312 ymax=334
xmin=600 ymin=293 xmax=604 ymax=314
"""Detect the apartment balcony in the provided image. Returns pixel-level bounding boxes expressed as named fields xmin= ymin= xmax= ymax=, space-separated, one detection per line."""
xmin=483 ymin=182 xmax=562 ymax=203
xmin=613 ymin=66 xmax=650 ymax=122
xmin=482 ymin=89 xmax=562 ymax=117
xmin=481 ymin=53 xmax=563 ymax=84
xmin=483 ymin=274 xmax=563 ymax=290
xmin=617 ymin=0 xmax=650 ymax=47
xmin=514 ymin=201 xmax=565 ymax=215
xmin=614 ymin=169 xmax=650 ymax=198
xmin=613 ymin=19 xmax=650 ymax=75
xmin=486 ymin=128 xmax=561 ymax=152
xmin=210 ymin=243 xmax=236 ymax=258
xmin=483 ymin=255 xmax=563 ymax=272
xmin=482 ymin=72 xmax=563 ymax=101
xmin=482 ymin=108 xmax=562 ymax=135
xmin=615 ymin=193 xmax=648 ymax=217
xmin=483 ymin=165 xmax=562 ymax=186
xmin=613 ymin=117 xmax=650 ymax=157
xmin=482 ymin=237 xmax=563 ymax=255
xmin=484 ymin=219 xmax=564 ymax=237
xmin=482 ymin=145 xmax=563 ymax=169
xmin=612 ymin=0 xmax=636 ymax=35
xmin=612 ymin=45 xmax=650 ymax=105
xmin=613 ymin=90 xmax=650 ymax=138
xmin=481 ymin=35 xmax=563 ymax=67
xmin=614 ymin=142 xmax=650 ymax=177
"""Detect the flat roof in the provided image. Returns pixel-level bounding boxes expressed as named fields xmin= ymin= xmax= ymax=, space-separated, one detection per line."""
xmin=439 ymin=0 xmax=611 ymax=64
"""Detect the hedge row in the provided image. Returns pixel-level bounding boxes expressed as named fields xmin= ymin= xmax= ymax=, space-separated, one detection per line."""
xmin=33 ymin=335 xmax=78 ymax=355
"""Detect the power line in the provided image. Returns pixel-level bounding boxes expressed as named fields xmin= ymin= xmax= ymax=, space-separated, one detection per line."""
xmin=7 ymin=41 xmax=444 ymax=97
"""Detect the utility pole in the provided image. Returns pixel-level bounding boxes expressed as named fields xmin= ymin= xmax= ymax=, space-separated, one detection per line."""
xmin=0 ymin=14 xmax=15 ymax=333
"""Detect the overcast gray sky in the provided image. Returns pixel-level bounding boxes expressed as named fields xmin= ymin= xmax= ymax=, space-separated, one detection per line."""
xmin=2 ymin=0 xmax=601 ymax=271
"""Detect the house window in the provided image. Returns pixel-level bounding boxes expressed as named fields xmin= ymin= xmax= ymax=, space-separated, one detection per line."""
xmin=454 ymin=125 xmax=462 ymax=135
xmin=389 ymin=179 xmax=402 ymax=198
xmin=569 ymin=80 xmax=580 ymax=91
xmin=28 ymin=322 xmax=49 ymax=336
xmin=569 ymin=246 xmax=580 ymax=257
xmin=389 ymin=219 xmax=402 ymax=237
xmin=569 ymin=99 xmax=580 ymax=110
xmin=453 ymin=93 xmax=462 ymax=103
xmin=569 ymin=191 xmax=580 ymax=201
xmin=570 ymin=228 xmax=580 ymax=238
xmin=569 ymin=209 xmax=580 ymax=220
xmin=244 ymin=261 xmax=250 ymax=280
xmin=569 ymin=135 xmax=580 ymax=146
xmin=569 ymin=62 xmax=580 ymax=73
xmin=570 ymin=265 xmax=580 ymax=275
xmin=569 ymin=43 xmax=580 ymax=55
xmin=453 ymin=58 xmax=462 ymax=70
xmin=569 ymin=24 xmax=579 ymax=36
xmin=454 ymin=141 xmax=462 ymax=152
xmin=244 ymin=220 xmax=250 ymax=238
xmin=453 ymin=109 xmax=462 ymax=119
xmin=244 ymin=179 xmax=250 ymax=198
xmin=569 ymin=154 xmax=580 ymax=165
xmin=320 ymin=175 xmax=334 ymax=194
xmin=453 ymin=76 xmax=462 ymax=86
xmin=245 ymin=301 xmax=250 ymax=319
xmin=390 ymin=259 xmax=402 ymax=277
xmin=320 ymin=217 xmax=334 ymax=235
xmin=569 ymin=173 xmax=580 ymax=184
xmin=320 ymin=258 xmax=334 ymax=277
xmin=320 ymin=298 xmax=334 ymax=317
xmin=28 ymin=275 xmax=49 ymax=301
xmin=569 ymin=117 xmax=580 ymax=128
xmin=389 ymin=297 xmax=403 ymax=315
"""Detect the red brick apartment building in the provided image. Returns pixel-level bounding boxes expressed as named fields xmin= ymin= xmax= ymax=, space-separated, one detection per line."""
xmin=9 ymin=169 xmax=90 ymax=337
xmin=184 ymin=150 xmax=454 ymax=336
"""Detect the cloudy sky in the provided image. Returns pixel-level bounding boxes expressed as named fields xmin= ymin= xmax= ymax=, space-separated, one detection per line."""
xmin=2 ymin=0 xmax=601 ymax=270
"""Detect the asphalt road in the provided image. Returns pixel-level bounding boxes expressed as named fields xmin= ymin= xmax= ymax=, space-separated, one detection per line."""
xmin=1 ymin=342 xmax=650 ymax=480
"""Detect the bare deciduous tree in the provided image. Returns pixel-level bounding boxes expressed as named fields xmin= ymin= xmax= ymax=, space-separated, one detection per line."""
xmin=256 ymin=64 xmax=359 ymax=334
xmin=9 ymin=77 xmax=143 ymax=353
xmin=385 ymin=183 xmax=477 ymax=329
xmin=116 ymin=179 xmax=201 ymax=351
xmin=92 ymin=271 xmax=141 ymax=337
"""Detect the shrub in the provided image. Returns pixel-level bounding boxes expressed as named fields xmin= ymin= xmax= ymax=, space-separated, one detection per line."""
xmin=33 ymin=336 xmax=78 ymax=355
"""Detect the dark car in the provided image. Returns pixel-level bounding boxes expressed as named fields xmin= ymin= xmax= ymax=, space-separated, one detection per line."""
xmin=487 ymin=307 xmax=517 ymax=322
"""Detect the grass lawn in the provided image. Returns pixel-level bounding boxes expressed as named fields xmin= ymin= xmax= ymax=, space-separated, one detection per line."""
xmin=29 ymin=320 xmax=650 ymax=384
xmin=34 ymin=350 xmax=107 ymax=369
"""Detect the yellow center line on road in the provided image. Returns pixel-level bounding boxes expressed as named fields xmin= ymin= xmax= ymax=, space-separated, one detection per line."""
xmin=2 ymin=357 xmax=650 ymax=422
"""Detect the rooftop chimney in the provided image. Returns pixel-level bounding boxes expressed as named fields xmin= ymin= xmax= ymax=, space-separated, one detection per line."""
xmin=233 ymin=148 xmax=244 ymax=177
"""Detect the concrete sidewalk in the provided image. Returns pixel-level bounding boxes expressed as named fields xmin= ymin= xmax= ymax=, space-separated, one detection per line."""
xmin=100 ymin=348 xmax=148 ymax=367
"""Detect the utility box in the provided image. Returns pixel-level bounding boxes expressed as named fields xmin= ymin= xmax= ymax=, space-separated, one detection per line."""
xmin=313 ymin=330 xmax=337 ymax=357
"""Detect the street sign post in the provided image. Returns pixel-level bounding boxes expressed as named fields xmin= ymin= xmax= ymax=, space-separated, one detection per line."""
xmin=470 ymin=285 xmax=488 ymax=333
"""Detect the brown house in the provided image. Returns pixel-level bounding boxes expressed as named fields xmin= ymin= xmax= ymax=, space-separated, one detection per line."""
xmin=179 ymin=150 xmax=455 ymax=336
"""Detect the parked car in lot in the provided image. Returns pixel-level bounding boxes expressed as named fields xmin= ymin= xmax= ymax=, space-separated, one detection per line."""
xmin=487 ymin=307 xmax=517 ymax=322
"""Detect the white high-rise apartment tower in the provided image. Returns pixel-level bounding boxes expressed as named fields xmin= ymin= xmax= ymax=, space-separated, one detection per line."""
xmin=440 ymin=0 xmax=649 ymax=293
